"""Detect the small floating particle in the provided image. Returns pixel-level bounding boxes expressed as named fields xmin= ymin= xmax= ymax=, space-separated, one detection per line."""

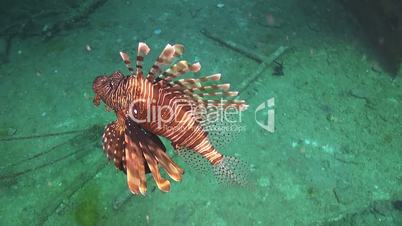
xmin=322 ymin=144 xmax=335 ymax=153
xmin=153 ymin=28 xmax=162 ymax=35
xmin=42 ymin=24 xmax=49 ymax=32
xmin=312 ymin=141 xmax=318 ymax=147
xmin=250 ymin=164 xmax=256 ymax=172
xmin=266 ymin=13 xmax=275 ymax=27
xmin=217 ymin=3 xmax=224 ymax=8
xmin=258 ymin=177 xmax=270 ymax=187
xmin=85 ymin=44 xmax=92 ymax=52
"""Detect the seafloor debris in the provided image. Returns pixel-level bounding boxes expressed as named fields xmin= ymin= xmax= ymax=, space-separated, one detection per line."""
xmin=239 ymin=46 xmax=289 ymax=93
xmin=0 ymin=126 xmax=100 ymax=180
xmin=201 ymin=28 xmax=270 ymax=63
xmin=272 ymin=60 xmax=284 ymax=76
xmin=41 ymin=0 xmax=109 ymax=40
xmin=0 ymin=0 xmax=108 ymax=62
xmin=200 ymin=29 xmax=289 ymax=93
xmin=340 ymin=0 xmax=402 ymax=76
xmin=0 ymin=128 xmax=84 ymax=142
xmin=319 ymin=199 xmax=402 ymax=225
xmin=290 ymin=138 xmax=335 ymax=154
xmin=0 ymin=125 xmax=108 ymax=225
xmin=0 ymin=127 xmax=17 ymax=137
xmin=392 ymin=200 xmax=402 ymax=211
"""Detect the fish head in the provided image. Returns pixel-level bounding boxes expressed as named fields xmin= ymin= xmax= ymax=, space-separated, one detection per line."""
xmin=93 ymin=71 xmax=125 ymax=108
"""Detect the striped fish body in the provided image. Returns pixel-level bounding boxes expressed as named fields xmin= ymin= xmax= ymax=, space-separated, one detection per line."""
xmin=123 ymin=75 xmax=223 ymax=165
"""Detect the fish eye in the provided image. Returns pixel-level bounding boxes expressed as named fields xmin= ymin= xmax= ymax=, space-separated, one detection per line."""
xmin=108 ymin=80 xmax=114 ymax=88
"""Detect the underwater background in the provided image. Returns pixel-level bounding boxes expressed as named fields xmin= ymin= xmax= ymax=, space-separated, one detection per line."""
xmin=0 ymin=0 xmax=401 ymax=225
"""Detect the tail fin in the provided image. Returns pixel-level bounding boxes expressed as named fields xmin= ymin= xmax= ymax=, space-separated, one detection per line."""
xmin=174 ymin=147 xmax=249 ymax=186
xmin=212 ymin=155 xmax=249 ymax=186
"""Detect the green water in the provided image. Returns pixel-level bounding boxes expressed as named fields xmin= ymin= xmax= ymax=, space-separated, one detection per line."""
xmin=0 ymin=0 xmax=401 ymax=225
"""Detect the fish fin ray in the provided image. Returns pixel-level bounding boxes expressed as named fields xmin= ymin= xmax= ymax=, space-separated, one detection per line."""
xmin=174 ymin=146 xmax=212 ymax=176
xmin=102 ymin=121 xmax=126 ymax=172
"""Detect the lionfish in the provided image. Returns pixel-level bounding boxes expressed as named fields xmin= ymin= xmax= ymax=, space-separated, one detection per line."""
xmin=93 ymin=42 xmax=248 ymax=195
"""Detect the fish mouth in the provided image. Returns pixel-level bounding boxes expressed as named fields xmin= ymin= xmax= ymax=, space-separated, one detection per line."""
xmin=93 ymin=94 xmax=101 ymax=106
xmin=92 ymin=75 xmax=109 ymax=106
